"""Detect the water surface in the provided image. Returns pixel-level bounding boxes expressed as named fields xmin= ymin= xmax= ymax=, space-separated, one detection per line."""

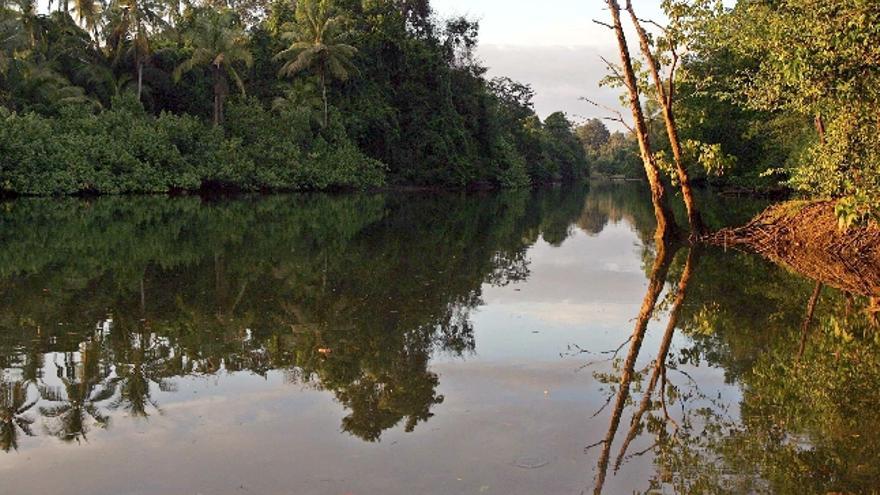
xmin=1 ymin=182 xmax=877 ymax=494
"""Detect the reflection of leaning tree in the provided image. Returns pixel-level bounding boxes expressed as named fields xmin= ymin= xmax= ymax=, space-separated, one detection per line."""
xmin=587 ymin=234 xmax=880 ymax=493
xmin=589 ymin=232 xmax=686 ymax=494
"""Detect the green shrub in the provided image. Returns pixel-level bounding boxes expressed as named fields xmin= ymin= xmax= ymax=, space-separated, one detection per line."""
xmin=0 ymin=96 xmax=385 ymax=195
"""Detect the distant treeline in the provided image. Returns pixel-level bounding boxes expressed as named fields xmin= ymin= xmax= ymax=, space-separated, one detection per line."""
xmin=0 ymin=0 xmax=589 ymax=194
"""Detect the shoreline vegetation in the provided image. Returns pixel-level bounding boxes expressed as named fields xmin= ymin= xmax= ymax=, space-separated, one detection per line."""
xmin=0 ymin=0 xmax=592 ymax=196
xmin=582 ymin=0 xmax=880 ymax=298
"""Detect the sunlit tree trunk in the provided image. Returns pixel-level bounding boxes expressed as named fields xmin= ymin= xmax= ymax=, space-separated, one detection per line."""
xmin=625 ymin=1 xmax=704 ymax=237
xmin=605 ymin=0 xmax=674 ymax=241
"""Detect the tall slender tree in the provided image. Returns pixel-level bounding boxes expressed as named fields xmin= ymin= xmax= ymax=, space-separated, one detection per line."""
xmin=106 ymin=0 xmax=164 ymax=100
xmin=601 ymin=0 xmax=674 ymax=241
xmin=625 ymin=0 xmax=704 ymax=237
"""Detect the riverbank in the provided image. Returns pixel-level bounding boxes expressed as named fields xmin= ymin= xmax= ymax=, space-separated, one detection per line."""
xmin=706 ymin=200 xmax=880 ymax=297
xmin=0 ymin=94 xmax=589 ymax=196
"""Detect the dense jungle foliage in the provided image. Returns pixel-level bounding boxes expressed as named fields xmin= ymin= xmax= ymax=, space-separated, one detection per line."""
xmin=0 ymin=0 xmax=589 ymax=194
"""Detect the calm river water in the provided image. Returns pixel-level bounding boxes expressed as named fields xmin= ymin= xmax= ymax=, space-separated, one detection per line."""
xmin=1 ymin=182 xmax=877 ymax=494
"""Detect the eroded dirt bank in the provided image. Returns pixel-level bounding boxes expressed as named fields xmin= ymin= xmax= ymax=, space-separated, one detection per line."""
xmin=705 ymin=200 xmax=880 ymax=298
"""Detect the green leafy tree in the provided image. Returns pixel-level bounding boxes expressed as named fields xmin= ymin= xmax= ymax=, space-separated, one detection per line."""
xmin=689 ymin=0 xmax=880 ymax=224
xmin=576 ymin=118 xmax=610 ymax=159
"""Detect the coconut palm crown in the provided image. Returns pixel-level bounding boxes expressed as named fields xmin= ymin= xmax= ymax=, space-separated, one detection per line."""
xmin=173 ymin=8 xmax=252 ymax=126
xmin=273 ymin=0 xmax=357 ymax=126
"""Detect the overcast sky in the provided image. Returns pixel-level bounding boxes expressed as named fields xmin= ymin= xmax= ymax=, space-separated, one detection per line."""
xmin=431 ymin=0 xmax=669 ymax=128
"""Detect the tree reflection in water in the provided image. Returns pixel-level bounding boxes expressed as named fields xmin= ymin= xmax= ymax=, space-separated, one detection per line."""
xmin=587 ymin=219 xmax=880 ymax=493
xmin=0 ymin=186 xmax=591 ymax=445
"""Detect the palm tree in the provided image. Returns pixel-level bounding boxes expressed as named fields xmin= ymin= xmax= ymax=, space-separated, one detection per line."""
xmin=0 ymin=16 xmax=23 ymax=75
xmin=274 ymin=0 xmax=357 ymax=126
xmin=77 ymin=62 xmax=136 ymax=106
xmin=173 ymin=9 xmax=252 ymax=126
xmin=72 ymin=0 xmax=100 ymax=40
xmin=8 ymin=0 xmax=38 ymax=50
xmin=105 ymin=0 xmax=164 ymax=100
xmin=39 ymin=346 xmax=115 ymax=443
xmin=271 ymin=78 xmax=324 ymax=125
xmin=107 ymin=330 xmax=174 ymax=417
xmin=9 ymin=61 xmax=96 ymax=112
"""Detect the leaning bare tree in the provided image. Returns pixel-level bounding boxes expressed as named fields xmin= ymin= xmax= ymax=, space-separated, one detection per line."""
xmin=599 ymin=0 xmax=675 ymax=242
xmin=624 ymin=0 xmax=704 ymax=237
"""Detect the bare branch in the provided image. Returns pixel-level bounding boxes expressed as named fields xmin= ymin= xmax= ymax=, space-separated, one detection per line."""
xmin=599 ymin=55 xmax=624 ymax=81
xmin=592 ymin=19 xmax=614 ymax=30
xmin=584 ymin=439 xmax=607 ymax=453
xmin=590 ymin=392 xmax=616 ymax=419
xmin=667 ymin=48 xmax=679 ymax=107
xmin=659 ymin=365 xmax=680 ymax=430
xmin=580 ymin=97 xmax=634 ymax=133
xmin=639 ymin=17 xmax=669 ymax=33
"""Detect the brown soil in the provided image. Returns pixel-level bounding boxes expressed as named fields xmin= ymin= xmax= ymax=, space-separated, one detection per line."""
xmin=704 ymin=200 xmax=880 ymax=297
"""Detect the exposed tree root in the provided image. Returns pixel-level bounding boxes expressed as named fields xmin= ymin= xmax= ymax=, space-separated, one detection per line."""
xmin=704 ymin=200 xmax=880 ymax=297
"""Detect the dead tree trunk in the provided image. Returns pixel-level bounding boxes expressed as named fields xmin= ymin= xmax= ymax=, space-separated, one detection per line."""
xmin=605 ymin=0 xmax=675 ymax=242
xmin=625 ymin=1 xmax=704 ymax=237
